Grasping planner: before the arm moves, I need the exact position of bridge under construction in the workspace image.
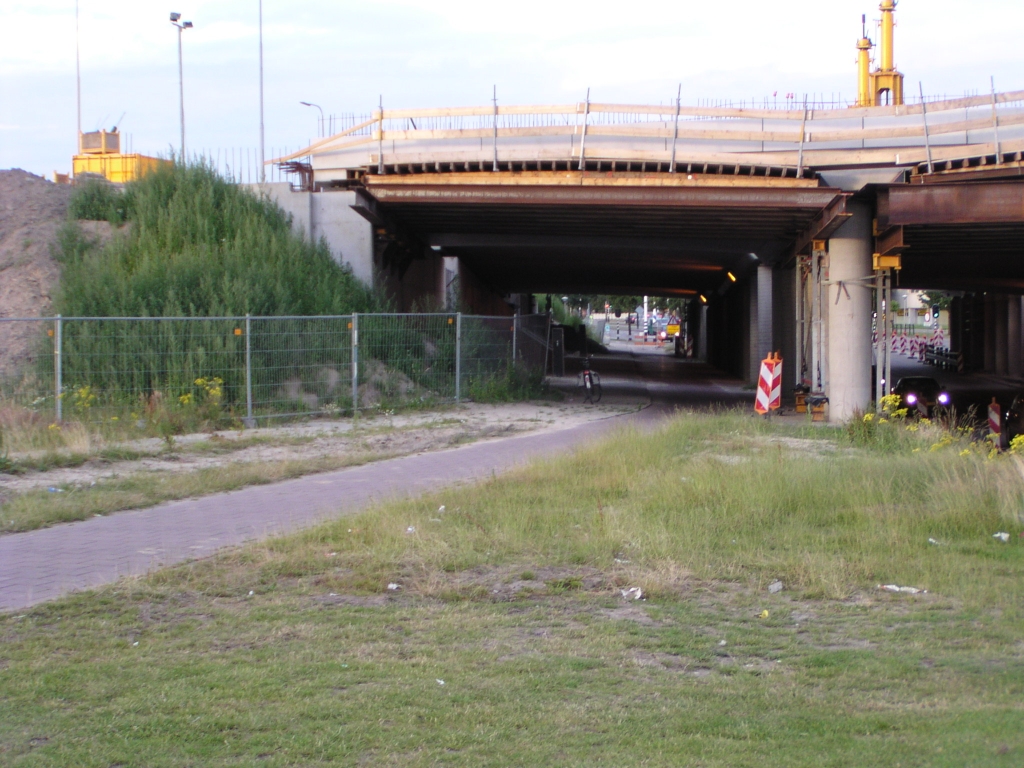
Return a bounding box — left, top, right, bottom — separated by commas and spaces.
260, 1, 1024, 423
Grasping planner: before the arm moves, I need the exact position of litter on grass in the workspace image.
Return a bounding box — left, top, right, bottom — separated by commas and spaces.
928, 538, 946, 546
438, 505, 446, 513
436, 679, 445, 686
879, 584, 927, 594
993, 532, 1010, 543
406, 526, 416, 534
387, 583, 401, 591
768, 580, 784, 594
759, 610, 770, 619
621, 587, 643, 601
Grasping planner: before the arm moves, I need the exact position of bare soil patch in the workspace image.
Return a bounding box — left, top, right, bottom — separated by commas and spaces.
0, 170, 68, 376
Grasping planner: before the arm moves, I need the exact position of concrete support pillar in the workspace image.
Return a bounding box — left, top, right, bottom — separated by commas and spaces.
984, 295, 996, 372
996, 295, 1009, 375
1009, 296, 1022, 379
697, 305, 708, 362
756, 265, 774, 361
746, 281, 758, 384
826, 202, 873, 423
746, 265, 774, 383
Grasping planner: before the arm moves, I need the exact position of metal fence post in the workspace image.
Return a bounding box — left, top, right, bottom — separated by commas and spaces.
455, 312, 462, 403
351, 313, 359, 419
512, 311, 518, 367
245, 313, 253, 425
54, 314, 63, 423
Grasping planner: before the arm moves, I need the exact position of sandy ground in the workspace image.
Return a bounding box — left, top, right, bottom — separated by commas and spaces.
0, 170, 68, 377
0, 398, 646, 496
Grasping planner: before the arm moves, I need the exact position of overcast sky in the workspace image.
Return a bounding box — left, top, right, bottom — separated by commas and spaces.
2, 0, 1023, 178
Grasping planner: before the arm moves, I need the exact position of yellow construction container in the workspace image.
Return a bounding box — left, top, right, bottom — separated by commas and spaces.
72, 129, 170, 184
72, 152, 169, 184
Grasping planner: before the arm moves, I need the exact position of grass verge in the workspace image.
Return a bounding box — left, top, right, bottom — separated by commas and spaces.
1, 411, 1023, 766
0, 453, 397, 534
0, 416, 508, 534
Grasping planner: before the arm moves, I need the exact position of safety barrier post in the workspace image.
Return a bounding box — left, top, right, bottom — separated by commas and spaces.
989, 397, 1001, 441
54, 314, 63, 423
244, 313, 253, 425
351, 313, 359, 419
754, 353, 783, 419
455, 312, 462, 403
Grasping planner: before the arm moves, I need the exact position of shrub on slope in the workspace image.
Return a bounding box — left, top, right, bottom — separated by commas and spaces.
55, 163, 378, 317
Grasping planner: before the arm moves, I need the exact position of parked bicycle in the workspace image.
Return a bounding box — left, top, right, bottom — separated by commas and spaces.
578, 357, 602, 404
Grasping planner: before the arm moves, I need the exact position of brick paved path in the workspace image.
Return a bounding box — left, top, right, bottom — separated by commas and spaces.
0, 407, 662, 612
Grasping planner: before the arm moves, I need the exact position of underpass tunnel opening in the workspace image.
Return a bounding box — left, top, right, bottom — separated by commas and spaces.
354, 170, 1024, 422
353, 177, 842, 395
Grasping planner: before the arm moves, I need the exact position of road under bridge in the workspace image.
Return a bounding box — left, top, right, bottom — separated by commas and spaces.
261, 93, 1024, 422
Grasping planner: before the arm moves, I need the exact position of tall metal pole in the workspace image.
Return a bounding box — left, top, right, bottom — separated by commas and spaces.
875, 270, 885, 410
990, 76, 1002, 162
811, 246, 823, 392
54, 315, 63, 423
919, 82, 934, 174
492, 85, 499, 172
258, 0, 265, 183
245, 314, 253, 424
351, 314, 359, 419
377, 95, 384, 175
177, 24, 185, 160
75, 0, 81, 151
669, 83, 681, 172
796, 96, 808, 179
455, 313, 462, 403
512, 311, 518, 367
577, 88, 590, 171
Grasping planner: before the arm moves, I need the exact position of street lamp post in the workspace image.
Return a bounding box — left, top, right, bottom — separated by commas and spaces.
258, 0, 265, 184
169, 12, 193, 161
300, 101, 324, 137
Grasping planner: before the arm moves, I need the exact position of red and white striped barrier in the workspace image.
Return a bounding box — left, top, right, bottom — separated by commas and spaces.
989, 398, 1001, 439
755, 353, 783, 415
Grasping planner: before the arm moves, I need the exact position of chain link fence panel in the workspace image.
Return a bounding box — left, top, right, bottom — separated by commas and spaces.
0, 314, 550, 426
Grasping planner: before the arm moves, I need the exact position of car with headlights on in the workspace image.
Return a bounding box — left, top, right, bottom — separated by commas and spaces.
893, 376, 951, 417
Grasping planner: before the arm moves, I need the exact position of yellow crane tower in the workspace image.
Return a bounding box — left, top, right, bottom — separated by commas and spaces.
855, 0, 905, 107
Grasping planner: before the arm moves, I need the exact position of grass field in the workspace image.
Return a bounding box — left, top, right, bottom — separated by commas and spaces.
1, 411, 1022, 766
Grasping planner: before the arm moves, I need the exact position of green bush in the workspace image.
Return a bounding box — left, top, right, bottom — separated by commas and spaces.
67, 178, 129, 224
55, 162, 379, 318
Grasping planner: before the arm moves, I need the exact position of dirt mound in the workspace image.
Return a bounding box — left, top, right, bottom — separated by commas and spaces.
0, 169, 69, 378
